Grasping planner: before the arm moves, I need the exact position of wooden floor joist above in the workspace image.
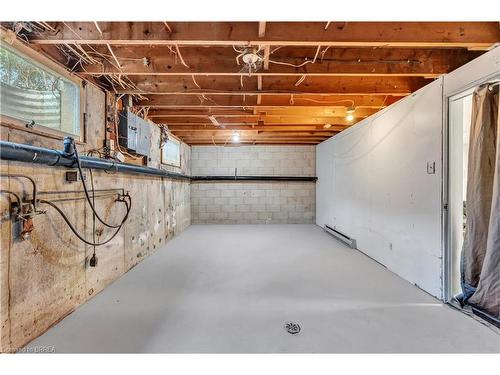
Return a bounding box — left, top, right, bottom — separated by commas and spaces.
1, 22, 498, 144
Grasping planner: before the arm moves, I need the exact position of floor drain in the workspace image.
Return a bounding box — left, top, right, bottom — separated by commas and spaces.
284, 322, 301, 335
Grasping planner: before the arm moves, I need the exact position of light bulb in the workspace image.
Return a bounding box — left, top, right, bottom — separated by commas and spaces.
232, 131, 240, 143
323, 123, 332, 129
345, 106, 355, 122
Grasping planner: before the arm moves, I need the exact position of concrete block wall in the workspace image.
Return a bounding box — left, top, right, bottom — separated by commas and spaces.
191, 146, 316, 224
191, 145, 315, 176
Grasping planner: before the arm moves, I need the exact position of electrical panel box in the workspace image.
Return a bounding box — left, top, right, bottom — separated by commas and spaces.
118, 110, 151, 156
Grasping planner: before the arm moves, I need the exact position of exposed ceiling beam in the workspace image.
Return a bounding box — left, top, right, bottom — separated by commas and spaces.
5, 21, 495, 145
150, 116, 363, 126
136, 94, 399, 108
188, 141, 322, 145
174, 130, 337, 136
115, 90, 409, 96
25, 22, 500, 50
74, 46, 479, 77
145, 107, 378, 118
123, 75, 429, 94
148, 106, 376, 114
172, 129, 338, 138
166, 125, 348, 131
179, 136, 330, 141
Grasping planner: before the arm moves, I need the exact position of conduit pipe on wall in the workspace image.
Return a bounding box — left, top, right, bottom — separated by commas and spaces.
191, 176, 317, 182
0, 139, 318, 183
0, 139, 191, 181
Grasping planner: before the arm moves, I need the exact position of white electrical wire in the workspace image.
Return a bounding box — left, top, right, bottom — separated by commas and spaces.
269, 45, 321, 68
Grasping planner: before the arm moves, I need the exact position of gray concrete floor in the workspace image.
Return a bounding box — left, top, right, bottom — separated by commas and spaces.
29, 225, 499, 353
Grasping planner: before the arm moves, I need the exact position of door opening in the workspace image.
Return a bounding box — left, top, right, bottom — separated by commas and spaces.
447, 89, 474, 300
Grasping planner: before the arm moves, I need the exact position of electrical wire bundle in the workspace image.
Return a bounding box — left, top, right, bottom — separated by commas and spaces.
38, 142, 131, 253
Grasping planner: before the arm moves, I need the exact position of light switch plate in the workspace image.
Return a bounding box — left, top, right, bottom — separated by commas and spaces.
427, 161, 436, 174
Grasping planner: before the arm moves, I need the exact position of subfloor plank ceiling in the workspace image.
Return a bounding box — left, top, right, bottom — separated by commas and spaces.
2, 21, 498, 145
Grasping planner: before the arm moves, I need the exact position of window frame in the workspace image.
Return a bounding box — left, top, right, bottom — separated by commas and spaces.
0, 31, 85, 142
161, 133, 182, 168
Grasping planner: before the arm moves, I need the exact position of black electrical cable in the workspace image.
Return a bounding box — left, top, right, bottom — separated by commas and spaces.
1, 158, 131, 247
0, 190, 22, 211
0, 174, 37, 212
87, 150, 98, 262
39, 197, 131, 247
73, 145, 128, 229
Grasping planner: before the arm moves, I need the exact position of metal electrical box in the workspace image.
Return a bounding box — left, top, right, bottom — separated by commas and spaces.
118, 110, 151, 156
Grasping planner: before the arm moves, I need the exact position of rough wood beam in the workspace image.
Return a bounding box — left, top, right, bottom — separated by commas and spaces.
188, 141, 322, 145
28, 22, 500, 50
142, 105, 383, 114
165, 122, 351, 128
76, 46, 480, 77
116, 90, 408, 96
179, 136, 329, 141
167, 125, 347, 131
151, 116, 363, 126
124, 76, 428, 95
139, 94, 399, 107
147, 107, 377, 117
171, 130, 337, 136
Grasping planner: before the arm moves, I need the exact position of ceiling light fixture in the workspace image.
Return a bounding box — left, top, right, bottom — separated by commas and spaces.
345, 106, 355, 122
231, 131, 240, 143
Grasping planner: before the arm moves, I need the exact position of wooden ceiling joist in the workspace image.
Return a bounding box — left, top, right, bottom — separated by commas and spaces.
2, 21, 497, 145
114, 90, 409, 96
126, 75, 429, 94
166, 125, 348, 132
188, 141, 321, 145
137, 94, 401, 107
27, 22, 500, 50
74, 46, 479, 77
146, 107, 379, 117
150, 117, 365, 126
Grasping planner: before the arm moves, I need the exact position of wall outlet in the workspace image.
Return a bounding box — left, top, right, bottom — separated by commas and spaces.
66, 170, 86, 182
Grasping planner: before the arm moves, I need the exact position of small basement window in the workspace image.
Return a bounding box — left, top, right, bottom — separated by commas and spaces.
161, 135, 181, 167
0, 43, 81, 137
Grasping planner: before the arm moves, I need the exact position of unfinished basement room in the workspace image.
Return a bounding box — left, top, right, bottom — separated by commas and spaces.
0, 6, 500, 365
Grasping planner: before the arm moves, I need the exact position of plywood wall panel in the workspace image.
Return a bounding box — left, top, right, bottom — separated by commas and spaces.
83, 84, 106, 151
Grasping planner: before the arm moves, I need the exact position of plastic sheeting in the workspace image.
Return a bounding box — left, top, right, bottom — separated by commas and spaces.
461, 84, 500, 320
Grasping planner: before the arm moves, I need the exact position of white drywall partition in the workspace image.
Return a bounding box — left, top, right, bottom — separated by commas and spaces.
316, 46, 500, 301
317, 78, 444, 298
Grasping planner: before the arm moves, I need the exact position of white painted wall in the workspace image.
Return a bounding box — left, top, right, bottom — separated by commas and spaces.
316, 46, 500, 300
317, 78, 444, 298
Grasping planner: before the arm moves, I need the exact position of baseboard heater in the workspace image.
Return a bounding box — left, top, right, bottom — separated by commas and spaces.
324, 225, 357, 249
